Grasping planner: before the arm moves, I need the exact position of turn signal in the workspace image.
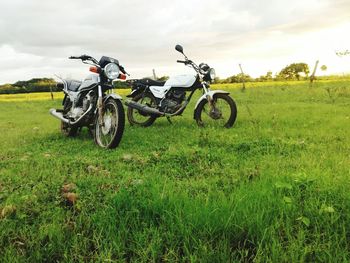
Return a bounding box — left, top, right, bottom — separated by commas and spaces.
118, 74, 127, 80
89, 66, 99, 74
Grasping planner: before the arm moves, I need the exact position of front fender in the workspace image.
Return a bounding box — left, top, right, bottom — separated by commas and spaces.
103, 93, 122, 102
194, 90, 229, 110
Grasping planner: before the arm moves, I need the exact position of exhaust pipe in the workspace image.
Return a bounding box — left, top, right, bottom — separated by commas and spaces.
49, 103, 93, 125
50, 109, 70, 124
125, 100, 164, 116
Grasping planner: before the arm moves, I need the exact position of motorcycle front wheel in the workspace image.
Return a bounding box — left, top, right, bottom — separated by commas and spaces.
194, 93, 237, 128
127, 93, 157, 127
94, 98, 125, 149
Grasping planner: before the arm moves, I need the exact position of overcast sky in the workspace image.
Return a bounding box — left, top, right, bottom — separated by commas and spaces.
0, 0, 349, 84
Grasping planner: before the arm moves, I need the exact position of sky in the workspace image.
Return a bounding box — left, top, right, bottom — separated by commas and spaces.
0, 0, 349, 84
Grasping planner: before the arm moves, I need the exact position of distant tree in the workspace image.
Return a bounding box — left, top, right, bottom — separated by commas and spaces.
236, 73, 252, 83
225, 75, 239, 83
257, 71, 273, 82
265, 71, 273, 80
213, 77, 222, 84
0, 78, 57, 94
321, 65, 327, 71
278, 63, 310, 80
222, 73, 253, 83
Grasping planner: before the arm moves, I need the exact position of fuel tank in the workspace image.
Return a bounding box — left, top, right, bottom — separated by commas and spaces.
165, 74, 196, 88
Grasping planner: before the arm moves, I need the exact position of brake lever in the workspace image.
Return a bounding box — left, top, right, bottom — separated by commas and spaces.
81, 54, 90, 61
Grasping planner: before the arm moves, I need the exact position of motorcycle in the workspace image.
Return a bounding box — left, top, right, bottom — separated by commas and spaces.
125, 45, 237, 128
50, 54, 127, 149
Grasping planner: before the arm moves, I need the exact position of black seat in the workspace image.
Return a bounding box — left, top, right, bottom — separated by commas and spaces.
65, 79, 82, 92
139, 78, 165, 86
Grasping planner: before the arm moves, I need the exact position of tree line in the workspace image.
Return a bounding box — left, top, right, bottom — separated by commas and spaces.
0, 78, 58, 94
0, 62, 330, 94
0, 78, 130, 94
215, 62, 314, 84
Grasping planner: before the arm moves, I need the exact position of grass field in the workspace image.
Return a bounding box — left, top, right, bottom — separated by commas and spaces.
0, 80, 350, 262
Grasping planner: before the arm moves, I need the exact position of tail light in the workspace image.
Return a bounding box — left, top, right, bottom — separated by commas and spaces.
118, 73, 127, 80
89, 66, 100, 74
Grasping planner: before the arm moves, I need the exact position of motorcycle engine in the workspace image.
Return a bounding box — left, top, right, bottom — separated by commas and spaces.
69, 107, 84, 119
68, 93, 91, 119
161, 89, 185, 114
82, 95, 91, 112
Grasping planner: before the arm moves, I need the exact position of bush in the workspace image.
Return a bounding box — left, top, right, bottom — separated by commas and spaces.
0, 78, 57, 94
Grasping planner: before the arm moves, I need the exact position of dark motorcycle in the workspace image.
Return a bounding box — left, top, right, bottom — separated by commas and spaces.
125, 45, 237, 128
50, 54, 127, 149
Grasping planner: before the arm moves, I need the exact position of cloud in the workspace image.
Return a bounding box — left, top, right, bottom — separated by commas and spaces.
0, 0, 349, 83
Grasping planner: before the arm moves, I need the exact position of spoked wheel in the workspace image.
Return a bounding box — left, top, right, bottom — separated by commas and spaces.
195, 93, 237, 128
127, 93, 157, 127
94, 98, 125, 149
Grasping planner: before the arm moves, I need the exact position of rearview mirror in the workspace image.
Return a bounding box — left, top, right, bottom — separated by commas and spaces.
175, 44, 184, 54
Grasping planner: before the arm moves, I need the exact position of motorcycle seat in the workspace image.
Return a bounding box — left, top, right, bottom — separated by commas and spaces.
138, 78, 165, 87
65, 79, 82, 92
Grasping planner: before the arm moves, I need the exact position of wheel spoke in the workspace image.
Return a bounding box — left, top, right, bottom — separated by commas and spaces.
129, 95, 155, 125
96, 101, 119, 147
199, 96, 234, 127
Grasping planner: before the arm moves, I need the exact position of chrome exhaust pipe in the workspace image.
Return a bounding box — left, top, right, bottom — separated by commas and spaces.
49, 103, 93, 125
50, 109, 69, 124
125, 100, 164, 116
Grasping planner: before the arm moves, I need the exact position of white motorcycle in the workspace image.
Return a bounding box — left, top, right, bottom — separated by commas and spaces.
125, 45, 237, 128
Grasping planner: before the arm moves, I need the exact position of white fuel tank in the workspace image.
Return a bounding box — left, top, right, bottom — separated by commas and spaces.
165, 74, 196, 88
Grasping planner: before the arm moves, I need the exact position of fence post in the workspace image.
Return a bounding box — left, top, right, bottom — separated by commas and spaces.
50, 85, 54, 100
239, 64, 246, 92
309, 60, 319, 87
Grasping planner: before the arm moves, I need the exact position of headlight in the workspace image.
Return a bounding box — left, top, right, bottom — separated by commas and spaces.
209, 68, 216, 80
104, 63, 120, 80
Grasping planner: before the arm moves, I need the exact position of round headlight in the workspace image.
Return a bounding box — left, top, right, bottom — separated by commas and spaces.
104, 63, 120, 80
209, 68, 216, 80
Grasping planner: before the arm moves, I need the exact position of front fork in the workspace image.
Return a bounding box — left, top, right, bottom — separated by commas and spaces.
202, 82, 214, 108
97, 85, 104, 126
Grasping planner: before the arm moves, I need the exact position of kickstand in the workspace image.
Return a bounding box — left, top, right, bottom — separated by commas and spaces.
166, 116, 173, 124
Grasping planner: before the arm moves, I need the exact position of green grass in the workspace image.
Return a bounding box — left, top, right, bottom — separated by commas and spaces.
0, 80, 350, 262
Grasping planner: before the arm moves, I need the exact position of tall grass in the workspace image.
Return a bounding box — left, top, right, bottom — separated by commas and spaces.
0, 80, 350, 262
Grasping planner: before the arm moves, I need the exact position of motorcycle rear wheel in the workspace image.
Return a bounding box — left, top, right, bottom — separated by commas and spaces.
127, 93, 157, 127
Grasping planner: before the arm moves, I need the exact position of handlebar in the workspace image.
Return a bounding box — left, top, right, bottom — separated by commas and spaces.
69, 55, 99, 65
69, 54, 94, 61
177, 57, 204, 75
119, 65, 126, 74
69, 55, 129, 76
